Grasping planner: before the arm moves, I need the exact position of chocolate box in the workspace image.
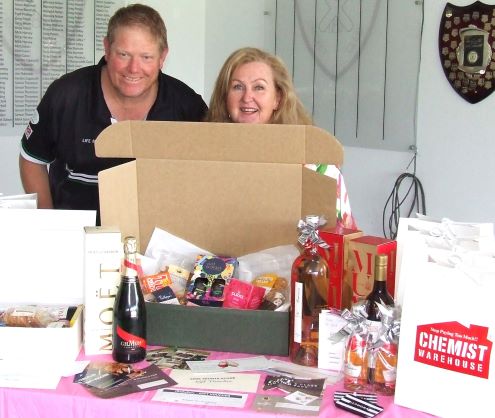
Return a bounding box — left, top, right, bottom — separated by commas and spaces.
95, 121, 343, 355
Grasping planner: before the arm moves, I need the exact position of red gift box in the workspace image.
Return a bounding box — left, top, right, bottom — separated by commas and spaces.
319, 226, 363, 309
344, 236, 397, 307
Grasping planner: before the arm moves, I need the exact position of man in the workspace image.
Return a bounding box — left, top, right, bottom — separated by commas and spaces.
19, 4, 207, 213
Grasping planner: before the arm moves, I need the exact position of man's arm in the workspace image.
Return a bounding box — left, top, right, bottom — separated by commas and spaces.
19, 155, 54, 209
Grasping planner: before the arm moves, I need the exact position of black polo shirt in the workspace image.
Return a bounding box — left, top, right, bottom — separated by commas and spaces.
20, 57, 207, 212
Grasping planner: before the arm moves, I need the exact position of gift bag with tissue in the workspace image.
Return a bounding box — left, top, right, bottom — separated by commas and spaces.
394, 216, 495, 418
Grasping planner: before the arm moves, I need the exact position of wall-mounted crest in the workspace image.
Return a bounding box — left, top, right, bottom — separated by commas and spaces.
439, 1, 495, 103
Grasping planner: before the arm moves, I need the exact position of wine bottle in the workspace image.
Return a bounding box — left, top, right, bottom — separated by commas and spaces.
365, 254, 394, 384
289, 215, 330, 367
365, 254, 394, 339
112, 236, 147, 363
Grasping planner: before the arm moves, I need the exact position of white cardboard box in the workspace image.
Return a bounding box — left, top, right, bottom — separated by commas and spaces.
83, 226, 122, 355
0, 209, 96, 361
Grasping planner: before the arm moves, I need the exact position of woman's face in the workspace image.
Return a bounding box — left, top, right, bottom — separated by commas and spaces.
226, 61, 281, 124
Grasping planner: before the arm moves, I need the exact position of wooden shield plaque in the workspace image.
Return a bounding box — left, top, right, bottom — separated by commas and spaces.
439, 1, 495, 103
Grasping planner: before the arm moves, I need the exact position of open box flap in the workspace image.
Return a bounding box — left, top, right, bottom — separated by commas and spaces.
94, 121, 343, 165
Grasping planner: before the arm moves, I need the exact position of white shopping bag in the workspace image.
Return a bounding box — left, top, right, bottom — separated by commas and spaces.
395, 216, 495, 306
395, 251, 495, 418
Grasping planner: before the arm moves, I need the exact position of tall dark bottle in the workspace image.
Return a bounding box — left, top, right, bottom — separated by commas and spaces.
112, 236, 147, 363
365, 254, 394, 337
365, 254, 394, 384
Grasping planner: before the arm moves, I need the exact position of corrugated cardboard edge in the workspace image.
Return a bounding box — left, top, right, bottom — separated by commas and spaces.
95, 121, 343, 165
98, 161, 142, 248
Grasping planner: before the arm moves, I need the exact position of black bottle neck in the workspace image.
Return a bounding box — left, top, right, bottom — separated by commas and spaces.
372, 280, 388, 292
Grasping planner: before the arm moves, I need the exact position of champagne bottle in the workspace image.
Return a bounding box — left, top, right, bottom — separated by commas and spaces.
365, 254, 394, 384
112, 236, 147, 363
290, 215, 330, 367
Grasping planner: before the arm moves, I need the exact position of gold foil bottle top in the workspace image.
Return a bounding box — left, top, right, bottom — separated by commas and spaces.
124, 236, 137, 255
374, 254, 388, 282
123, 236, 138, 280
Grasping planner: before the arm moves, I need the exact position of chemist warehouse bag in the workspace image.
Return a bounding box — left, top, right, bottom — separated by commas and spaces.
394, 248, 495, 418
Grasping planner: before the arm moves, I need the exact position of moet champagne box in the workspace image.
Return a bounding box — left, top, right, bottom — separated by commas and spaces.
344, 236, 397, 307
83, 226, 122, 355
319, 226, 363, 309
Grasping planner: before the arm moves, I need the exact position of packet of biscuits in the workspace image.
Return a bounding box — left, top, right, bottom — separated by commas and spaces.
252, 274, 290, 312
2, 305, 62, 328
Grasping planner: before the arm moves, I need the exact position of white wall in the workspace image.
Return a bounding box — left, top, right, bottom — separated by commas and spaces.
415, 1, 495, 224
204, 0, 269, 104
346, 1, 495, 235
0, 137, 22, 195
152, 0, 205, 96
343, 147, 412, 237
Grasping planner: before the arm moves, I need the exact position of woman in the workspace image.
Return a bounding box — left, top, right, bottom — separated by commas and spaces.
206, 47, 356, 229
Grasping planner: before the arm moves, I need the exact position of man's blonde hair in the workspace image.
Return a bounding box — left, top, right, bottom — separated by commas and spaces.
107, 3, 168, 53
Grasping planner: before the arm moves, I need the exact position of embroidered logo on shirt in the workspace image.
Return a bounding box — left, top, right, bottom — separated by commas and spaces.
24, 125, 33, 140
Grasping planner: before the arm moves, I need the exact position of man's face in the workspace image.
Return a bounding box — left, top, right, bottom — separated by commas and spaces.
104, 25, 167, 100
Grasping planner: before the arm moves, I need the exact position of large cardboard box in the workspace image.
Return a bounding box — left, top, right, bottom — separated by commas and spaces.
95, 121, 343, 355
0, 209, 95, 361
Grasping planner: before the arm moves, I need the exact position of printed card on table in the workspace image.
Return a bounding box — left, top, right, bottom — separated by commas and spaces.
153, 388, 248, 408
169, 369, 260, 393
186, 356, 272, 373
252, 394, 321, 416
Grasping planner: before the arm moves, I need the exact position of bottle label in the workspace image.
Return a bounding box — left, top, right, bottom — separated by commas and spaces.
383, 367, 397, 383
9, 307, 36, 317
344, 362, 362, 378
116, 326, 146, 349
365, 319, 382, 343
124, 258, 140, 278
293, 282, 303, 343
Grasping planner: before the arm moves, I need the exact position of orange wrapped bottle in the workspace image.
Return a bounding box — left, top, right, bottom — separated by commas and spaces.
373, 341, 398, 395
289, 215, 330, 367
343, 331, 370, 390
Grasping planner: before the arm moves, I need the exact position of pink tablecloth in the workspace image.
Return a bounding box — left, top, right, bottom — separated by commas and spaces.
0, 350, 436, 418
